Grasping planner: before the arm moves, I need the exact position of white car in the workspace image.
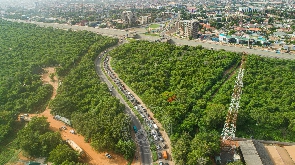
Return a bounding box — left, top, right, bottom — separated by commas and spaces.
159, 136, 164, 142
153, 135, 158, 141
156, 145, 161, 150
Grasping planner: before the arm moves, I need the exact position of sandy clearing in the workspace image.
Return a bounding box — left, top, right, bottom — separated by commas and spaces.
20, 67, 128, 165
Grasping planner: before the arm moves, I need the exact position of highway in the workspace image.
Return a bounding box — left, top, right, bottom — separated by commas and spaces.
94, 48, 152, 165
6, 19, 295, 60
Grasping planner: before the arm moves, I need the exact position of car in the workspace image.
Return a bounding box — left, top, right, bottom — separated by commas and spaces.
153, 135, 158, 141
140, 113, 145, 118
105, 153, 111, 158
160, 142, 166, 149
70, 129, 75, 134
133, 126, 138, 133
156, 145, 161, 150
159, 161, 164, 165
158, 153, 162, 159
164, 163, 169, 165
151, 129, 157, 135
159, 136, 164, 142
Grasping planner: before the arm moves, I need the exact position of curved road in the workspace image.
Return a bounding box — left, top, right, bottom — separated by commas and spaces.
94, 48, 152, 165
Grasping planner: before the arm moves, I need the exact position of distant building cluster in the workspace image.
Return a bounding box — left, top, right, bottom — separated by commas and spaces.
238, 6, 264, 13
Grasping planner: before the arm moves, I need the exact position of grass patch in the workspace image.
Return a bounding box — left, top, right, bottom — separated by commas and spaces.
149, 24, 160, 28
144, 32, 160, 37
152, 151, 158, 162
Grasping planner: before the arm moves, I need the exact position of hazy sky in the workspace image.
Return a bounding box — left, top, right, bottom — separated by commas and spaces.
0, 0, 36, 8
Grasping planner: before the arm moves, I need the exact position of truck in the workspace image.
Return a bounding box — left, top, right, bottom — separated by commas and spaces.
66, 139, 86, 158
162, 150, 168, 160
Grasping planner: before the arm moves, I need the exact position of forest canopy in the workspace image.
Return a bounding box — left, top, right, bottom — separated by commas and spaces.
0, 19, 134, 163
110, 40, 295, 164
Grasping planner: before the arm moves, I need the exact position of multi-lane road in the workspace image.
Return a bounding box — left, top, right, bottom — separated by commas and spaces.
94, 49, 152, 165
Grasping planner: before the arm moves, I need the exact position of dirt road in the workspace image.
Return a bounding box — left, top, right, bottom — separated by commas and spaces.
31, 67, 128, 165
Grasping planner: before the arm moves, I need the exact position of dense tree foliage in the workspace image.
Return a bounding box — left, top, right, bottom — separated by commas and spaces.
49, 144, 78, 165
16, 117, 63, 157
49, 31, 136, 157
0, 19, 102, 145
1, 19, 135, 162
110, 41, 240, 134
110, 40, 295, 163
237, 55, 295, 141
110, 41, 240, 163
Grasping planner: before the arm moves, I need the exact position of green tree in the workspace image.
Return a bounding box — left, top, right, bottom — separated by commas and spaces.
187, 130, 220, 165
39, 132, 63, 156
26, 116, 49, 134
49, 144, 78, 165
17, 117, 62, 157
115, 140, 136, 160
172, 133, 191, 165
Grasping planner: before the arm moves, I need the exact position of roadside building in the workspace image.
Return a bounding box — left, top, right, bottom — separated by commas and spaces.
121, 11, 137, 26
175, 20, 199, 38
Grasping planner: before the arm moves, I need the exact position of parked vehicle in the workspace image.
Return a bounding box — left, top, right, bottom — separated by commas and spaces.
160, 142, 166, 149
66, 139, 85, 158
159, 136, 164, 142
153, 134, 158, 141
156, 145, 161, 150
105, 153, 112, 159
157, 152, 162, 159
151, 129, 157, 135
162, 151, 168, 160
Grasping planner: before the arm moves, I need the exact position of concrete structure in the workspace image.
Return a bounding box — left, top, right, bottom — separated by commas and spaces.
176, 20, 199, 38
121, 11, 137, 26
139, 16, 151, 25
239, 140, 264, 165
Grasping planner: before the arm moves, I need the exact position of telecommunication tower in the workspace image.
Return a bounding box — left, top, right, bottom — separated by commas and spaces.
221, 55, 246, 141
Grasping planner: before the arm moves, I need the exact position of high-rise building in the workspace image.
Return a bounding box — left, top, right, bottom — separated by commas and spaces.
176, 20, 199, 38
121, 11, 137, 26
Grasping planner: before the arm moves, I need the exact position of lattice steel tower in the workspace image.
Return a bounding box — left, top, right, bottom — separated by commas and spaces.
221, 57, 245, 141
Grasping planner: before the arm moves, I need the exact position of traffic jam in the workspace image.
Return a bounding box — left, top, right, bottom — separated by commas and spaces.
103, 54, 169, 163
